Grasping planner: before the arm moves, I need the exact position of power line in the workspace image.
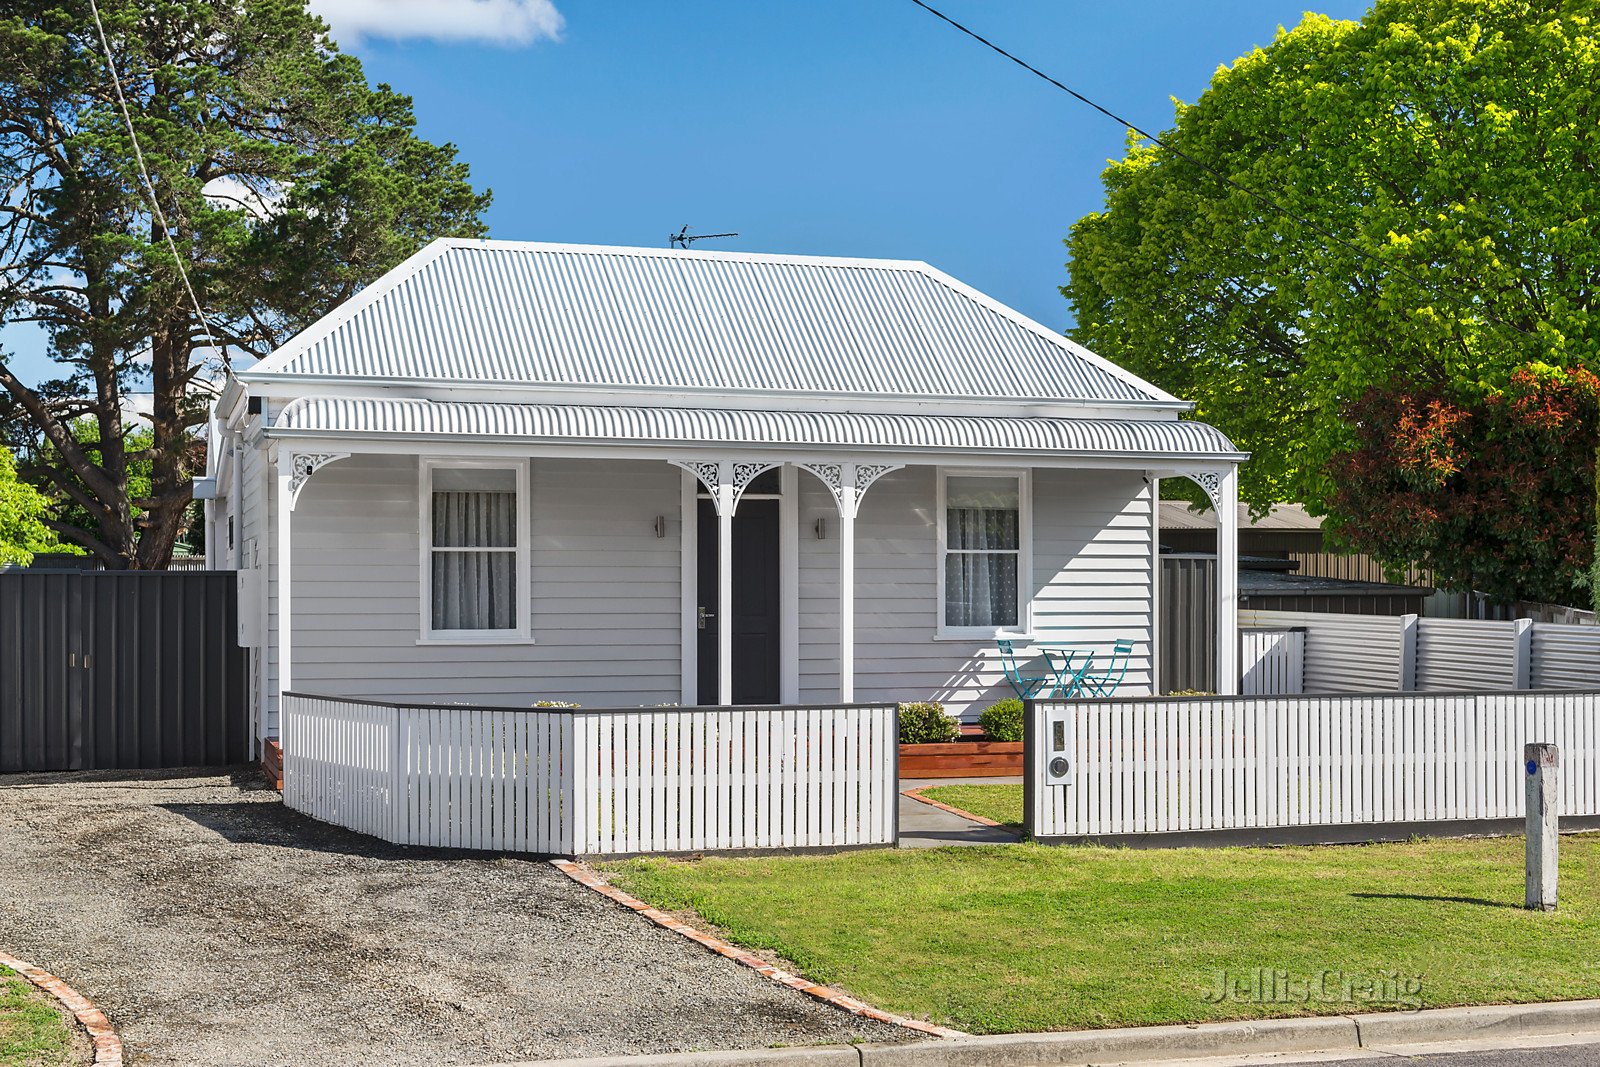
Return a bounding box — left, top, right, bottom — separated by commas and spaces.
86, 0, 230, 371
905, 0, 1538, 341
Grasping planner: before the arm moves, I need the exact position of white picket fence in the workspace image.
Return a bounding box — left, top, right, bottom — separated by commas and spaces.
1240, 628, 1304, 695
1237, 609, 1600, 695
281, 694, 899, 856
1028, 690, 1600, 840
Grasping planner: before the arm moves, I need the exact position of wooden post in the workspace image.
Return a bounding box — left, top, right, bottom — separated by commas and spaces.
838, 497, 856, 704
1525, 742, 1559, 912
1214, 467, 1240, 695
717, 475, 734, 707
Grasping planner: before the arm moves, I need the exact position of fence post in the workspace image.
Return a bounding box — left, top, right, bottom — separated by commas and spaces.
1398, 614, 1419, 691
1022, 699, 1036, 841
1525, 742, 1559, 912
1512, 618, 1533, 690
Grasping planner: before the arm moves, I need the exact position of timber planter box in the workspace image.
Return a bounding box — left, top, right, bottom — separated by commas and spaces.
898, 739, 1023, 778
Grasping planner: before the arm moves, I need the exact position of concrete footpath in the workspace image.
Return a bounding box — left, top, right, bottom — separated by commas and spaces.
495, 999, 1600, 1067
897, 777, 1021, 849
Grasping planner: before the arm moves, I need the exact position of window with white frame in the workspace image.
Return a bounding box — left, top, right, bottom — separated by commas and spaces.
423, 463, 526, 638
941, 472, 1026, 632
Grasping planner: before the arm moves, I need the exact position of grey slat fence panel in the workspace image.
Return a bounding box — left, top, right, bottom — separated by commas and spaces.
1531, 623, 1600, 690
1414, 618, 1520, 692
0, 571, 248, 772
1160, 556, 1215, 694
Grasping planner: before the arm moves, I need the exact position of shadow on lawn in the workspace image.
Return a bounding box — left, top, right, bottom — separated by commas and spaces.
1348, 891, 1520, 910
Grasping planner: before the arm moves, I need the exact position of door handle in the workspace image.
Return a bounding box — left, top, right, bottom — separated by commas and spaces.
698, 606, 714, 630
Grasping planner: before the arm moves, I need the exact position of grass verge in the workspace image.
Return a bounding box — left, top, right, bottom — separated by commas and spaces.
606, 835, 1600, 1034
0, 966, 77, 1067
916, 783, 1024, 831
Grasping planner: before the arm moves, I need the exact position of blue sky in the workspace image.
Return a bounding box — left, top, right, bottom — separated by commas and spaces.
4, 0, 1369, 384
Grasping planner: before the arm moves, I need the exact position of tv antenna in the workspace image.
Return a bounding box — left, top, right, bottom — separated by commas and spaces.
669, 225, 738, 249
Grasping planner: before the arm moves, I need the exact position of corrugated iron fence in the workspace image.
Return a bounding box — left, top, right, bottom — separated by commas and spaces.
1239, 609, 1600, 695
0, 571, 249, 772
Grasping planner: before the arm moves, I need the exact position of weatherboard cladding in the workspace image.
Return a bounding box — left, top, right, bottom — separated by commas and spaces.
262, 242, 1158, 402
272, 396, 1240, 457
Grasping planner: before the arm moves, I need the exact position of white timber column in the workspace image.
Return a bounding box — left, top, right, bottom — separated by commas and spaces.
717, 464, 735, 707
1214, 466, 1240, 695
278, 451, 349, 710
799, 462, 902, 704
838, 481, 857, 703
275, 461, 294, 698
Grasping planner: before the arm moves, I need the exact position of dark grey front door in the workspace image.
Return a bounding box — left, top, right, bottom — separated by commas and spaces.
696, 497, 782, 705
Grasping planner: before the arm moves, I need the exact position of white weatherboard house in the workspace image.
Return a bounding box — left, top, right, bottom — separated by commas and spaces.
203, 239, 1244, 748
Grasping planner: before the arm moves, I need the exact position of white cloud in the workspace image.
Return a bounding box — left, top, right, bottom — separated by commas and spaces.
203, 176, 287, 220
309, 0, 564, 47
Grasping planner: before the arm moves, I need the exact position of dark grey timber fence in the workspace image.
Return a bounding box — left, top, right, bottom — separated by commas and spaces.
0, 570, 248, 772
1161, 556, 1216, 694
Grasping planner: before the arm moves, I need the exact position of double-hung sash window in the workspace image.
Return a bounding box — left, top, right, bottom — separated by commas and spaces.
941, 472, 1027, 633
423, 463, 527, 639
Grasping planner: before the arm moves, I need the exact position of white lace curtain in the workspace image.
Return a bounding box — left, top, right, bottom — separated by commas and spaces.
944, 476, 1019, 628
431, 483, 517, 631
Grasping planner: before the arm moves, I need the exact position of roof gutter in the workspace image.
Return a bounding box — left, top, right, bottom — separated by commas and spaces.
233, 372, 1196, 415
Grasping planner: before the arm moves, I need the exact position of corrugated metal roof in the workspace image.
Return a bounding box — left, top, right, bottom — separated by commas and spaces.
1160, 501, 1323, 531
271, 396, 1242, 458
246, 240, 1177, 405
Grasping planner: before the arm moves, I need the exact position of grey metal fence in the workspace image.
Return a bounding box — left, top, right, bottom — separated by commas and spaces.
0, 571, 248, 772
1160, 556, 1216, 693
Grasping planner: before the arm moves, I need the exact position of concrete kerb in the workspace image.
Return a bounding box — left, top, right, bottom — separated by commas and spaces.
501, 999, 1600, 1067
1349, 998, 1600, 1047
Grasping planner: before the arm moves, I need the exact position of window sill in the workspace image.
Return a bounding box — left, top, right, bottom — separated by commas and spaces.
932, 631, 1034, 643
416, 637, 537, 647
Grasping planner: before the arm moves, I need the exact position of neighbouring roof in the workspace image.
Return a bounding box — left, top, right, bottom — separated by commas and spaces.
243, 240, 1181, 407
270, 397, 1242, 459
1238, 568, 1433, 598
1160, 501, 1323, 531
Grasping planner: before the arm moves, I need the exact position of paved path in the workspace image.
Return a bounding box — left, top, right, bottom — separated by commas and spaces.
0, 770, 904, 1066
897, 777, 1022, 848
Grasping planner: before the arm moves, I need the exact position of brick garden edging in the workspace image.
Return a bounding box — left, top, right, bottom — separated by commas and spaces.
0, 949, 124, 1066
550, 859, 966, 1039
901, 787, 1005, 827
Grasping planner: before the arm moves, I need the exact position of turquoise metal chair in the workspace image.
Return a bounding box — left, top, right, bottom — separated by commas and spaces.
996, 639, 1053, 699
1077, 639, 1134, 698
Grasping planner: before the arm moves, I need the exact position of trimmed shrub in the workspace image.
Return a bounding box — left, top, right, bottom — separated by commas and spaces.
898, 701, 958, 744
533, 700, 581, 708
1162, 689, 1213, 698
978, 698, 1025, 742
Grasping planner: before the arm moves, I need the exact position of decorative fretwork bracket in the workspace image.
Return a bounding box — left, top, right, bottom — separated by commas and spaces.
1185, 470, 1224, 512
798, 461, 904, 519
672, 460, 787, 515
285, 452, 349, 510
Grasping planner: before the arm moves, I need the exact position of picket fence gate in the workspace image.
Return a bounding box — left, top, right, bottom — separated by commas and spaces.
1026, 690, 1600, 842
281, 694, 899, 856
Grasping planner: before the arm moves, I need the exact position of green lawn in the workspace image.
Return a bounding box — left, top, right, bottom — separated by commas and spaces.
606, 835, 1600, 1034
917, 783, 1024, 831
0, 967, 76, 1067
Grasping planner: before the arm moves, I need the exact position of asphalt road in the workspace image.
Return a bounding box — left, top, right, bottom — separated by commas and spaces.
1248, 1038, 1600, 1067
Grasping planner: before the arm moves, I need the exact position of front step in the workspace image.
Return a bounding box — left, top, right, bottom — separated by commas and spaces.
261, 739, 283, 792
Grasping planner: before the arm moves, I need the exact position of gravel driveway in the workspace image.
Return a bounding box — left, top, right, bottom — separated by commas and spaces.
0, 770, 904, 1066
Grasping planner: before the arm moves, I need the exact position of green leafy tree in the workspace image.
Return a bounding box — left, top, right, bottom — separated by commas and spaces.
1065, 1, 1598, 515
0, 1, 490, 568
1329, 363, 1600, 605
48, 419, 201, 555
0, 445, 57, 565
